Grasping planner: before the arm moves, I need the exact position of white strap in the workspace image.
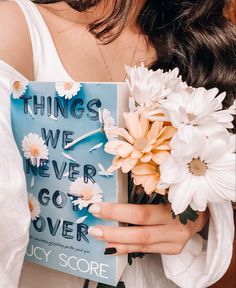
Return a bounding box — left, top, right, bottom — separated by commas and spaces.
13, 0, 46, 78
13, 0, 71, 81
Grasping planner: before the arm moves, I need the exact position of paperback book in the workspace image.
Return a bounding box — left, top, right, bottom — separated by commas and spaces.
11, 81, 129, 286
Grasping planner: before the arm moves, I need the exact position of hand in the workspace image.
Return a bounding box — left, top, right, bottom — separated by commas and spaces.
88, 203, 209, 255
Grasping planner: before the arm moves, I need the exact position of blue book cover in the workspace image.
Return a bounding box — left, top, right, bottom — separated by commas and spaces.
10, 81, 129, 286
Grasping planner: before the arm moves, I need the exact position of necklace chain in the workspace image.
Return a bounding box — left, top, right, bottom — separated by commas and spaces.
96, 33, 141, 82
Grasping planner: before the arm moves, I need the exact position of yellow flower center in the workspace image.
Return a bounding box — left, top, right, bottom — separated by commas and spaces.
30, 145, 41, 157
28, 200, 33, 212
80, 190, 93, 201
13, 81, 21, 90
187, 113, 197, 122
133, 137, 149, 151
189, 158, 207, 176
64, 82, 73, 90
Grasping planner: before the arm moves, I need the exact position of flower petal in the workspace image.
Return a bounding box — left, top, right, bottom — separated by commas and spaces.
143, 175, 160, 195
107, 157, 123, 172
209, 153, 235, 171
116, 144, 134, 158
131, 150, 143, 159
168, 174, 195, 214
156, 141, 171, 150
123, 111, 149, 139
121, 157, 138, 173
155, 187, 166, 195
140, 152, 153, 163
147, 121, 163, 141
155, 126, 176, 147
206, 169, 236, 202
228, 134, 236, 153
105, 140, 133, 157
201, 134, 228, 163
192, 176, 209, 211
160, 156, 188, 184
132, 163, 158, 175
152, 151, 170, 165
107, 128, 134, 144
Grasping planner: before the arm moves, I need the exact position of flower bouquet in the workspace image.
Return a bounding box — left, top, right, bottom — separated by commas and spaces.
104, 64, 236, 224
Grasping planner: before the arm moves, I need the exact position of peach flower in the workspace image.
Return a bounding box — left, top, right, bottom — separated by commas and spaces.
105, 111, 176, 174
132, 162, 166, 195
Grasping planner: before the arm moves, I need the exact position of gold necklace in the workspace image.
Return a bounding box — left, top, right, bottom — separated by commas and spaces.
96, 33, 141, 82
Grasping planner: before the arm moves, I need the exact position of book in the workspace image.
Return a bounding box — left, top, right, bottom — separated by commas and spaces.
11, 81, 129, 286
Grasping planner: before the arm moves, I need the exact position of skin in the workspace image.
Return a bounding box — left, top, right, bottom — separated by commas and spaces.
88, 203, 208, 255
0, 0, 208, 256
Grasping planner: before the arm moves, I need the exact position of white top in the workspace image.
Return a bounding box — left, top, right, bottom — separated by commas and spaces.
0, 0, 234, 288
13, 0, 73, 82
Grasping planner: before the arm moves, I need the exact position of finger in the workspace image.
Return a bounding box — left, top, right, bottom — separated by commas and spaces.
88, 224, 188, 245
104, 243, 184, 256
88, 202, 173, 225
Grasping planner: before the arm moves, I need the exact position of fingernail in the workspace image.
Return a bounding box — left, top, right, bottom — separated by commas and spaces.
104, 248, 117, 255
88, 204, 101, 215
88, 226, 104, 237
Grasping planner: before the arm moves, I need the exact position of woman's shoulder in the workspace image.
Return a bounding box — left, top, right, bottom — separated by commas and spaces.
0, 1, 33, 79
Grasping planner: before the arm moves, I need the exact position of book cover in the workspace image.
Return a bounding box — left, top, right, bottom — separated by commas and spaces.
10, 81, 129, 286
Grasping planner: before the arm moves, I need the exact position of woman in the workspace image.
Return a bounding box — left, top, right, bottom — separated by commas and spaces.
0, 0, 235, 287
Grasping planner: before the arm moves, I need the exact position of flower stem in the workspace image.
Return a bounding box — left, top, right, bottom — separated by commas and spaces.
147, 193, 158, 204
64, 128, 102, 149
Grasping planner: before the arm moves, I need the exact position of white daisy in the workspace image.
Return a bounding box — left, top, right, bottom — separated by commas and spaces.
55, 82, 81, 100
12, 81, 28, 99
22, 133, 49, 167
28, 193, 41, 220
159, 87, 234, 136
125, 63, 187, 108
69, 177, 103, 210
99, 108, 116, 140
160, 130, 236, 215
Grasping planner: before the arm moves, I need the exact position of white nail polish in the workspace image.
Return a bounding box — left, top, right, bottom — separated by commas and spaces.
88, 204, 101, 215
88, 227, 104, 237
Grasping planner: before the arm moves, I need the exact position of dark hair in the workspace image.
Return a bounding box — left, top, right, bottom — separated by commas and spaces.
34, 0, 235, 120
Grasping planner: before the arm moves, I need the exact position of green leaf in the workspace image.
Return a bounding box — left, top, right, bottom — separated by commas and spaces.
172, 206, 199, 225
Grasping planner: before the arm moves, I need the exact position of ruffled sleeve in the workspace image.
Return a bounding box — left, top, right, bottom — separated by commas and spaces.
161, 201, 234, 288
0, 60, 31, 288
